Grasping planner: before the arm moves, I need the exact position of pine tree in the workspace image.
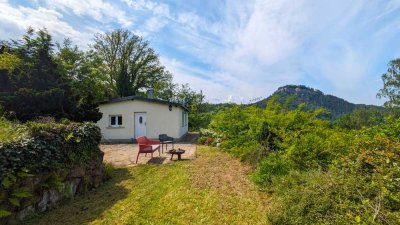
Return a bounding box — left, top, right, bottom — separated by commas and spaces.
1, 29, 101, 122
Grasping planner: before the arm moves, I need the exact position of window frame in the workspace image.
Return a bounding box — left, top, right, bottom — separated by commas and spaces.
109, 115, 123, 128
182, 111, 188, 127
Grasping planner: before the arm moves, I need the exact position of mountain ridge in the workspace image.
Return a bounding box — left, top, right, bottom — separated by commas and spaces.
254, 85, 383, 119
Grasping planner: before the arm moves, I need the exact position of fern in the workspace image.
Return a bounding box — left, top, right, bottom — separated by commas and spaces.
8, 198, 19, 207
12, 188, 32, 198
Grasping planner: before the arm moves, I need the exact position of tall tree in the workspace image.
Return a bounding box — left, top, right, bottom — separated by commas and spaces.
0, 28, 101, 122
55, 40, 104, 122
378, 58, 400, 108
2, 28, 72, 121
56, 39, 108, 101
92, 30, 169, 97
173, 84, 204, 112
152, 71, 175, 101
0, 45, 20, 94
116, 63, 133, 97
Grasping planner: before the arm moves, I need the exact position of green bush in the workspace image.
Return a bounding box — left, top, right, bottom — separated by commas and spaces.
262, 120, 400, 224
0, 117, 27, 142
207, 101, 400, 224
267, 170, 360, 224
189, 112, 213, 131
285, 128, 351, 170
0, 122, 102, 182
104, 163, 114, 179
251, 153, 292, 186
268, 154, 399, 224
334, 107, 386, 130
197, 136, 208, 145
209, 105, 263, 157
0, 121, 102, 219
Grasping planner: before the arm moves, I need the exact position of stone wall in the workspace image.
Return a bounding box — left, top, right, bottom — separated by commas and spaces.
2, 154, 106, 224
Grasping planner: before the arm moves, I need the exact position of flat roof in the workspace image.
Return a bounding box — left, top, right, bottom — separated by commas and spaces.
99, 95, 189, 111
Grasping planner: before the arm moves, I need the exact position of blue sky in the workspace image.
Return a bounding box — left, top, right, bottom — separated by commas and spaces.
1, 0, 400, 105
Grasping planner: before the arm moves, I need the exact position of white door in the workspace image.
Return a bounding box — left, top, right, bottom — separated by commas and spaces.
134, 113, 147, 138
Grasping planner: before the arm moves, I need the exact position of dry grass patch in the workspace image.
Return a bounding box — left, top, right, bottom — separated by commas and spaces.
189, 146, 271, 223
190, 146, 253, 192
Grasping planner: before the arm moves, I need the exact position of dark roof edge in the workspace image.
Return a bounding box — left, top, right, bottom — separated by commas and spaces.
98, 96, 189, 111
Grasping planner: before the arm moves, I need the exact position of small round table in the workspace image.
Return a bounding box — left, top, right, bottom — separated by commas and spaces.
168, 149, 185, 160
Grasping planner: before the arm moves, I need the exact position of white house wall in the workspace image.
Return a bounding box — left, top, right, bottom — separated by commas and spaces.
97, 99, 188, 141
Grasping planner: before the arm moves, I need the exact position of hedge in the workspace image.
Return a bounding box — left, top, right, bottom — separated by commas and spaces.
0, 122, 102, 182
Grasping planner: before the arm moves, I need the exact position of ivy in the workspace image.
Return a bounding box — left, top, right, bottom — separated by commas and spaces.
0, 122, 102, 219
0, 122, 101, 182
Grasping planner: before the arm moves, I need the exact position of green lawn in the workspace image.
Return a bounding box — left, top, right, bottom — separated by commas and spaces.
24, 146, 270, 225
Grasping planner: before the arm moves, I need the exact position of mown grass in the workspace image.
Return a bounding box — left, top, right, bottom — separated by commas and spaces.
24, 146, 270, 225
0, 117, 26, 142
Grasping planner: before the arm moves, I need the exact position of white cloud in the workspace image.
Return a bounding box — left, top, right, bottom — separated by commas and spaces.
160, 57, 230, 102
46, 0, 133, 27
0, 1, 92, 47
156, 0, 307, 102
228, 0, 305, 65
145, 17, 168, 32
123, 0, 171, 18
156, 0, 394, 104
123, 0, 173, 35
160, 57, 250, 103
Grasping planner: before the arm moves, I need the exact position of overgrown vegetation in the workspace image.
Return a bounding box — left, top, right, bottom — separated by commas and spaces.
0, 118, 27, 142
0, 122, 102, 181
0, 121, 102, 219
0, 29, 102, 122
333, 107, 387, 129
24, 146, 269, 225
203, 100, 400, 224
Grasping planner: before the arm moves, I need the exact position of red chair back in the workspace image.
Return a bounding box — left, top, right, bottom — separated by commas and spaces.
136, 136, 149, 145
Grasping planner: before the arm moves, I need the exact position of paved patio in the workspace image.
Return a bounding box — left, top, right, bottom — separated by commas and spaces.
101, 143, 197, 167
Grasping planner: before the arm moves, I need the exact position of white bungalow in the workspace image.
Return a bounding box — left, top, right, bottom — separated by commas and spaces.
96, 95, 188, 142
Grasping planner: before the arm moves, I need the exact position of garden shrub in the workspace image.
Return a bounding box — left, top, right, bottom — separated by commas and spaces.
0, 121, 102, 182
264, 120, 399, 224
0, 121, 102, 219
0, 117, 27, 142
206, 101, 400, 224
285, 128, 351, 170
267, 170, 363, 224
209, 105, 263, 158
268, 137, 400, 224
251, 153, 292, 186
189, 112, 213, 131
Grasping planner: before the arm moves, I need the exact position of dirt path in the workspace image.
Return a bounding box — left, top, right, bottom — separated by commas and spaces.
24, 146, 270, 225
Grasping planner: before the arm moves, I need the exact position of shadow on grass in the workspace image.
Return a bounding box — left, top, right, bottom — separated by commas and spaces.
147, 156, 167, 164
23, 168, 133, 225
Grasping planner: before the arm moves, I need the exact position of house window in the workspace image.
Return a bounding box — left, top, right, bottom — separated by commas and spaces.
110, 115, 122, 127
182, 111, 188, 127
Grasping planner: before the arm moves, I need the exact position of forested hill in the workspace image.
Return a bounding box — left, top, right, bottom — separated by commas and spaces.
254, 85, 384, 119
